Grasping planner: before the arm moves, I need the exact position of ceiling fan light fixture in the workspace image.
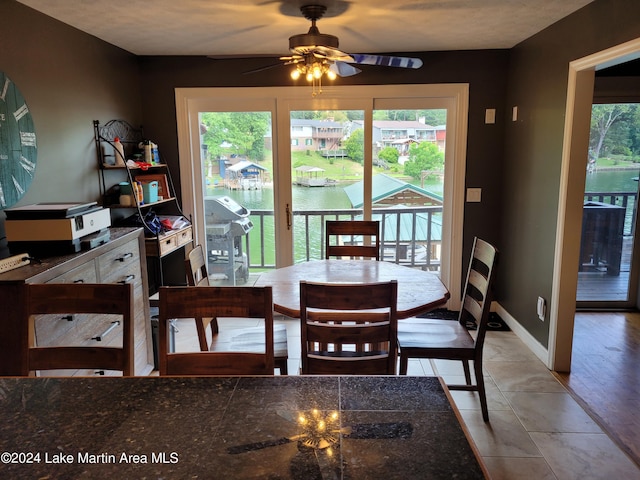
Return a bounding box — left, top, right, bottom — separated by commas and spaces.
291, 57, 335, 96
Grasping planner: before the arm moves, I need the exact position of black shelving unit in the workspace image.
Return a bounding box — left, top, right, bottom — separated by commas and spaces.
94, 119, 193, 294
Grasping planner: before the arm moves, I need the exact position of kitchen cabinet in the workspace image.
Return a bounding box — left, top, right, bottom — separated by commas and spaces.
0, 227, 154, 376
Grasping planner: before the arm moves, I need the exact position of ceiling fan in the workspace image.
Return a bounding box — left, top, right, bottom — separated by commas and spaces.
267, 4, 423, 95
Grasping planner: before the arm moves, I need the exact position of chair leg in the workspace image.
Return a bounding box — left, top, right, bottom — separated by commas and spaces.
462, 360, 472, 385
276, 358, 288, 375
399, 353, 409, 375
474, 359, 489, 422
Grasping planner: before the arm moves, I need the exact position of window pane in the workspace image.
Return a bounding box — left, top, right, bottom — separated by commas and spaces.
290, 110, 364, 262
199, 111, 274, 284
371, 109, 446, 271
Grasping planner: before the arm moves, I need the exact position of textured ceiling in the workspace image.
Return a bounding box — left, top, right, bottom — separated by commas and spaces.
16, 0, 594, 56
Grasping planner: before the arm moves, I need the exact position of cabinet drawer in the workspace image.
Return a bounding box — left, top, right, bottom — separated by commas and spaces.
176, 226, 193, 247
98, 240, 141, 285
145, 226, 191, 257
157, 234, 178, 256
46, 261, 97, 284
35, 311, 124, 378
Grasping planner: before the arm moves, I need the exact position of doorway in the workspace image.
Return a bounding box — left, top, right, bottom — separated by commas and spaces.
576, 102, 640, 307
553, 38, 640, 372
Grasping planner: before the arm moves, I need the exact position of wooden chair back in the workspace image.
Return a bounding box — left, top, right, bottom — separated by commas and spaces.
185, 244, 210, 287
184, 244, 218, 347
300, 280, 398, 375
325, 220, 380, 260
458, 237, 499, 346
158, 286, 275, 375
24, 283, 134, 376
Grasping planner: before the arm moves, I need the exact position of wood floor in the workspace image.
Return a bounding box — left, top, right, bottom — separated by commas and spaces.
554, 311, 640, 466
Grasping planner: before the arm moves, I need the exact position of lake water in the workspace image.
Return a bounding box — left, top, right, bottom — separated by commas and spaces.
584, 168, 640, 193
219, 176, 444, 211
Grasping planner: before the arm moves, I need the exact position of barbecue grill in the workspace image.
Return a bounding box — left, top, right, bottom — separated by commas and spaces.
204, 196, 253, 284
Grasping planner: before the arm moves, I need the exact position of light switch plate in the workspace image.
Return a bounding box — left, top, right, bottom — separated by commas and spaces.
485, 109, 496, 124
466, 188, 482, 202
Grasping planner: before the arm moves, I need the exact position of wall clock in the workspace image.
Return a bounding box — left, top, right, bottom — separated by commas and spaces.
0, 71, 37, 210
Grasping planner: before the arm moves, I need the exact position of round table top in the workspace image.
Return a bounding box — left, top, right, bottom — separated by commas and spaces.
255, 259, 450, 319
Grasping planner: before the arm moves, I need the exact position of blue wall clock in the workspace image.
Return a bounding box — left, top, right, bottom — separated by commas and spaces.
0, 71, 37, 210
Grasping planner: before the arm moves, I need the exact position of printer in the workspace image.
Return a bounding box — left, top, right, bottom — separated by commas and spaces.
4, 202, 111, 256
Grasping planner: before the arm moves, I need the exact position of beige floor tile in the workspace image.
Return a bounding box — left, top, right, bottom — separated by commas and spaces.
481, 456, 556, 480
459, 409, 542, 458
485, 361, 567, 393
444, 374, 512, 412
484, 332, 541, 362
505, 392, 603, 433
530, 432, 640, 479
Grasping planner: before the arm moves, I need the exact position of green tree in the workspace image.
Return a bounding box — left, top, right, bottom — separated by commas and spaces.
378, 146, 399, 164
200, 112, 270, 161
403, 141, 444, 179
344, 128, 364, 164
590, 104, 635, 161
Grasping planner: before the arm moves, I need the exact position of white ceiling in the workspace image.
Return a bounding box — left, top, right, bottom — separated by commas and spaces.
16, 0, 594, 57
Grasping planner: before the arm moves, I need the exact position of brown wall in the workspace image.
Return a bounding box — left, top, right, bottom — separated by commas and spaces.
0, 1, 142, 257
500, 0, 640, 346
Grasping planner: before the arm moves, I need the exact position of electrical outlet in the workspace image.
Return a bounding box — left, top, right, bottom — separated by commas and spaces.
536, 296, 546, 321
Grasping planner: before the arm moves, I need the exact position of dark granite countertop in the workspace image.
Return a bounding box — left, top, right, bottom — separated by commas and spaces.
0, 376, 486, 479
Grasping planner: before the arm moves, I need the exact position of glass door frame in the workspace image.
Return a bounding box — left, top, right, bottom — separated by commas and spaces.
175, 84, 469, 310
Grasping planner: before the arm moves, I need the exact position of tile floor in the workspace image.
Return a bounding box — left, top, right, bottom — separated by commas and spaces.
172, 314, 640, 479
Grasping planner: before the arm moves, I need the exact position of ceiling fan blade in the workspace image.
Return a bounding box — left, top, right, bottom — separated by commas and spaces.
242, 63, 284, 75
331, 62, 361, 77
312, 45, 354, 63
350, 54, 423, 69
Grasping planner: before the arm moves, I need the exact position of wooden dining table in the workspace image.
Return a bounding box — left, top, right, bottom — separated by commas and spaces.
255, 259, 450, 318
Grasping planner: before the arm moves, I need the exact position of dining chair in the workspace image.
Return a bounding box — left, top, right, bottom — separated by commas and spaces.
158, 285, 276, 375
185, 244, 218, 340
300, 280, 398, 375
184, 245, 289, 374
23, 282, 134, 376
397, 237, 498, 421
325, 220, 380, 260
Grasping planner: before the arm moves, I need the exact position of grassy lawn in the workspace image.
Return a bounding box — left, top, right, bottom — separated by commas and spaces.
289, 150, 407, 181
207, 149, 414, 184
596, 156, 640, 168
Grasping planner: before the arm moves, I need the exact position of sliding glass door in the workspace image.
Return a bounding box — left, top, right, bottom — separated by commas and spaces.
176, 84, 468, 309
577, 102, 640, 307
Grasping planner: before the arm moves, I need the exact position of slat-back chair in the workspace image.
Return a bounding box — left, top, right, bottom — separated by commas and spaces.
24, 283, 134, 376
300, 280, 398, 375
158, 285, 275, 376
184, 245, 288, 374
398, 237, 498, 421
185, 244, 218, 341
325, 220, 380, 260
